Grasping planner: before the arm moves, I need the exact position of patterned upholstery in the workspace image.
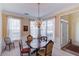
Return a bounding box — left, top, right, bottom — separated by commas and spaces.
37, 40, 54, 56
40, 36, 47, 42
19, 40, 30, 56
4, 37, 15, 50
21, 48, 30, 53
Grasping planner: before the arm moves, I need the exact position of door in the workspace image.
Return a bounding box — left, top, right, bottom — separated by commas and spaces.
61, 19, 68, 48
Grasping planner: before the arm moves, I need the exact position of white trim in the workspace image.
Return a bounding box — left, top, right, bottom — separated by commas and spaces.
61, 19, 68, 23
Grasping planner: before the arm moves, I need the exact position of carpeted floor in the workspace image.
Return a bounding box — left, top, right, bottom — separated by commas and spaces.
62, 44, 79, 56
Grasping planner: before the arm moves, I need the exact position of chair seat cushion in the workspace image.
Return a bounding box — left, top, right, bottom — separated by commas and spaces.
38, 49, 46, 56
38, 49, 52, 56
21, 48, 30, 53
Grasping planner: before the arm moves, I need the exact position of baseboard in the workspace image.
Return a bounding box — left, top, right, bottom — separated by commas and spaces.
72, 42, 79, 46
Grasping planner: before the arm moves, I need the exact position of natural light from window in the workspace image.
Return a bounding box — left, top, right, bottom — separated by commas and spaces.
7, 17, 21, 41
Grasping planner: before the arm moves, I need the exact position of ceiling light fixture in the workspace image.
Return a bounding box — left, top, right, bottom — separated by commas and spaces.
36, 3, 42, 28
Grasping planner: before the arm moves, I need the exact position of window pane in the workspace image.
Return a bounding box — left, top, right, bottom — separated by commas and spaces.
30, 18, 55, 41
47, 19, 55, 41
41, 18, 55, 41
30, 21, 38, 38
7, 17, 21, 41
41, 21, 46, 36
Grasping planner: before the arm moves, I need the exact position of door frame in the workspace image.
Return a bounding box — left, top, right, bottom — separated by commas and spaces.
60, 19, 69, 48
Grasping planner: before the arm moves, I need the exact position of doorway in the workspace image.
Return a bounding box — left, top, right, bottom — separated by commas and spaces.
61, 19, 69, 48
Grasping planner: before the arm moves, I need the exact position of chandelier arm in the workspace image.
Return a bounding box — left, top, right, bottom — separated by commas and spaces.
36, 3, 42, 28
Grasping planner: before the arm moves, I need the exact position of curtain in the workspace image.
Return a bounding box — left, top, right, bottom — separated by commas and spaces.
7, 17, 21, 41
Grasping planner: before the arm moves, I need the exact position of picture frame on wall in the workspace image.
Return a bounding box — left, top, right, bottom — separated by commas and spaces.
23, 26, 28, 31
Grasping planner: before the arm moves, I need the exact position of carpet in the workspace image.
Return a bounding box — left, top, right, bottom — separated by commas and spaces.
62, 44, 79, 56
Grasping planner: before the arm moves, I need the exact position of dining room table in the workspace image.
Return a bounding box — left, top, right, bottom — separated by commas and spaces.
29, 38, 50, 55
21, 36, 50, 55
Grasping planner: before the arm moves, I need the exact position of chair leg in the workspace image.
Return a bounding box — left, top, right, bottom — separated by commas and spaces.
5, 46, 7, 50
36, 53, 40, 56
9, 44, 10, 50
13, 43, 15, 48
20, 53, 23, 56
6, 45, 9, 50
50, 53, 52, 56
21, 54, 23, 56
28, 52, 30, 56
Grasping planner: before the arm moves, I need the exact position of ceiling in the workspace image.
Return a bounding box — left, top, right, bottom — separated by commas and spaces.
0, 3, 79, 18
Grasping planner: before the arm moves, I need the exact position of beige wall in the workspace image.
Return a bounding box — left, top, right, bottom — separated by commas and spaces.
61, 13, 79, 45
55, 16, 61, 49
2, 13, 7, 38
68, 14, 76, 43
69, 13, 79, 45
21, 17, 30, 38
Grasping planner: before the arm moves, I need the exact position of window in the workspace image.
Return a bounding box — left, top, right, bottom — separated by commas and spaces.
47, 19, 55, 40
30, 18, 55, 41
7, 17, 21, 41
30, 21, 38, 38
41, 21, 47, 36
41, 18, 55, 41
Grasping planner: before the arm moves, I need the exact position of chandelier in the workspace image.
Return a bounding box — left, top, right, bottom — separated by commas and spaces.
36, 3, 42, 28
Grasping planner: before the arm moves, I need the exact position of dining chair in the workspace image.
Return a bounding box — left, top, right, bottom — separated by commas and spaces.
40, 36, 47, 42
27, 35, 33, 44
4, 37, 15, 50
37, 40, 54, 56
19, 40, 31, 56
